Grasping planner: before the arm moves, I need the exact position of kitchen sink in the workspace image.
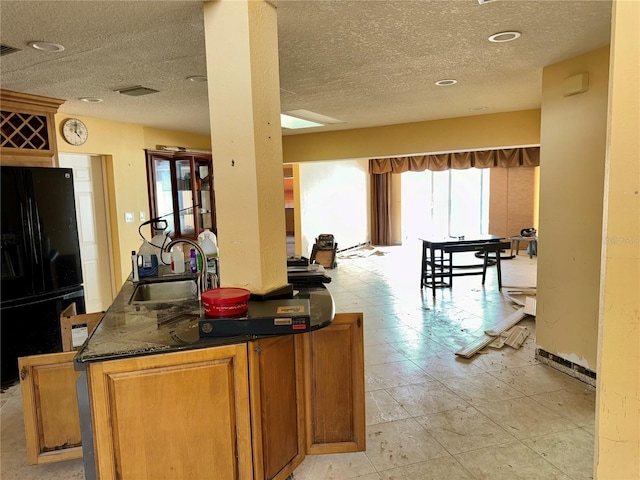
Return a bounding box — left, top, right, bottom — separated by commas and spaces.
129, 279, 198, 304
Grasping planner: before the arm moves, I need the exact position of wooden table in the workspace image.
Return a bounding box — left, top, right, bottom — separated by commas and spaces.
419, 235, 504, 297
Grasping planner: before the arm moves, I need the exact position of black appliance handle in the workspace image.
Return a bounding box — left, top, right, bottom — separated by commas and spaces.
26, 195, 40, 266
31, 196, 43, 265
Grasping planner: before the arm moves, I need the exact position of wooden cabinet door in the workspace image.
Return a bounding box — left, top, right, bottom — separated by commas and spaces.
0, 89, 63, 167
87, 345, 253, 480
18, 351, 83, 464
303, 312, 366, 454
249, 335, 305, 480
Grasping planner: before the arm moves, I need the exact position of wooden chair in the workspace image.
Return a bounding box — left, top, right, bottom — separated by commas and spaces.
440, 242, 486, 290
481, 241, 513, 290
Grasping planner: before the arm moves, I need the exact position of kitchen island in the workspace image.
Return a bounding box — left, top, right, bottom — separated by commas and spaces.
74, 273, 365, 480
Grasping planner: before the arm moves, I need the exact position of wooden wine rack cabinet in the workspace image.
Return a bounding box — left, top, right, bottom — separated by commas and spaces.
1, 89, 64, 167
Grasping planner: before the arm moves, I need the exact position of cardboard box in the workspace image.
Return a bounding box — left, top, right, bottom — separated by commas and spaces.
59, 303, 104, 352
313, 249, 336, 269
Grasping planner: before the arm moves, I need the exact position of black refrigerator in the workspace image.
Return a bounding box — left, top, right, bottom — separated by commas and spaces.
1, 166, 85, 386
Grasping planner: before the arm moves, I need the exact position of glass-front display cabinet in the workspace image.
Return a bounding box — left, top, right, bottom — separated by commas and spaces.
145, 149, 216, 239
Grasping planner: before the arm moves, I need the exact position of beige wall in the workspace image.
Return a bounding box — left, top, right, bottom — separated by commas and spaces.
537, 46, 610, 371
282, 110, 540, 163
297, 159, 369, 256
595, 0, 640, 477
489, 167, 538, 240
54, 115, 211, 287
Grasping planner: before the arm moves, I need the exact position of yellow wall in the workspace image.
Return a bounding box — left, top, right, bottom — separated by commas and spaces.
142, 127, 212, 152
54, 109, 540, 292
285, 110, 541, 249
537, 46, 610, 371
54, 114, 211, 287
595, 0, 640, 477
282, 110, 541, 163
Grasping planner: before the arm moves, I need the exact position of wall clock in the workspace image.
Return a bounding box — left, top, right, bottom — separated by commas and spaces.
61, 118, 88, 146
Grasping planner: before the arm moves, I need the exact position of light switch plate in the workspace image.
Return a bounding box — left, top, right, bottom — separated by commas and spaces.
140, 211, 146, 222
125, 212, 134, 223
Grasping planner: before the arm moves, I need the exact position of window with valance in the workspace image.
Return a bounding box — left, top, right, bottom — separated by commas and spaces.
369, 147, 540, 174
369, 147, 540, 245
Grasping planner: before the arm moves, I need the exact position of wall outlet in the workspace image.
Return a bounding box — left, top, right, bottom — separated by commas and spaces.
125, 212, 134, 223
140, 211, 146, 222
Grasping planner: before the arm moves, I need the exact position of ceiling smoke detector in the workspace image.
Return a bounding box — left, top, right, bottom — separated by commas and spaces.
116, 86, 159, 96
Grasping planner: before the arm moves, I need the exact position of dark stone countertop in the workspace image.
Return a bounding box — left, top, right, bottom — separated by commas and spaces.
75, 270, 335, 364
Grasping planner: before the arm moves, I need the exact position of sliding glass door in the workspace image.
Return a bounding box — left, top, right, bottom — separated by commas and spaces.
401, 168, 489, 240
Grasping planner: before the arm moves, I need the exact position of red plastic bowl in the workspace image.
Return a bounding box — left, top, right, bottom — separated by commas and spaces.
201, 287, 251, 318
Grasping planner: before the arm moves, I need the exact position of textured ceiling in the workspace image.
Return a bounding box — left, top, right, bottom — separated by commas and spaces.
0, 0, 612, 137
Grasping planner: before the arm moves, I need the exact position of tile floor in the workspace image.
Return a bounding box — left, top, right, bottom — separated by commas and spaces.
293, 242, 595, 480
0, 242, 596, 480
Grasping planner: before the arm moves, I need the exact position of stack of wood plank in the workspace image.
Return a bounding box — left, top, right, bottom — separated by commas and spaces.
455, 288, 537, 358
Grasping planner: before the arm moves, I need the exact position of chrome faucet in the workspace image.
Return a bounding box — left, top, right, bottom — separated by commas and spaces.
164, 238, 208, 299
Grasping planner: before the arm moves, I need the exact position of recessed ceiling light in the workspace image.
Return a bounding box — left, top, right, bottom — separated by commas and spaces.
470, 106, 488, 111
28, 41, 65, 52
435, 79, 457, 86
187, 76, 207, 83
488, 31, 521, 43
79, 97, 103, 103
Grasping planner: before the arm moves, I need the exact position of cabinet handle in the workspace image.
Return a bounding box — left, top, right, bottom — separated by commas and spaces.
357, 317, 361, 328
254, 346, 262, 355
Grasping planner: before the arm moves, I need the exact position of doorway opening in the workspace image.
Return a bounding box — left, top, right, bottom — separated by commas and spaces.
58, 154, 115, 312
284, 165, 295, 257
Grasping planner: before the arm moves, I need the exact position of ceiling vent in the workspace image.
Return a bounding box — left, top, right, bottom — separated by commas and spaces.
1, 44, 21, 56
116, 86, 159, 96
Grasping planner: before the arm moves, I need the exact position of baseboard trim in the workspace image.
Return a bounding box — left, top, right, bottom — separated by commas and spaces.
535, 348, 597, 387
337, 242, 371, 253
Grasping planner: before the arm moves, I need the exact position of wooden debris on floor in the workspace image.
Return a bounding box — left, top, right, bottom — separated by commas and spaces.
455, 333, 499, 358
488, 336, 506, 349
456, 307, 527, 358
486, 325, 530, 350
456, 285, 538, 359
504, 325, 530, 349
524, 296, 537, 316
484, 308, 527, 337
504, 287, 536, 307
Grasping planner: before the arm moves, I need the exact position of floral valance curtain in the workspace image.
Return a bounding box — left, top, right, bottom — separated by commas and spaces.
369, 146, 540, 174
